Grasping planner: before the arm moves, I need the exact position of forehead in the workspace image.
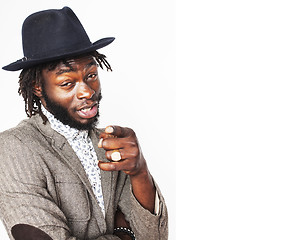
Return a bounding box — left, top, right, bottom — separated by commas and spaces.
46, 55, 98, 75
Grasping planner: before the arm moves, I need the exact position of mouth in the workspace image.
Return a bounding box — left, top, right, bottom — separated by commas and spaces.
76, 102, 98, 119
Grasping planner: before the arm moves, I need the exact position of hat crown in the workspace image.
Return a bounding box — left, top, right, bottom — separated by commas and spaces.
22, 7, 91, 58
2, 7, 115, 71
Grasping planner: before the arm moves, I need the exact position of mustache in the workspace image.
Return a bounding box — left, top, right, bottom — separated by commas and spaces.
77, 91, 102, 109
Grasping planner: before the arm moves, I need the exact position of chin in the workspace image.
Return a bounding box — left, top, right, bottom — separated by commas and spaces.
71, 115, 99, 130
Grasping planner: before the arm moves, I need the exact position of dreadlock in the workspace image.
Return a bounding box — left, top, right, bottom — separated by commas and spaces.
18, 51, 112, 123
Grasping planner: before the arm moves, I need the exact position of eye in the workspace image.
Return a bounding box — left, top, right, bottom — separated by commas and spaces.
60, 81, 74, 88
87, 73, 98, 80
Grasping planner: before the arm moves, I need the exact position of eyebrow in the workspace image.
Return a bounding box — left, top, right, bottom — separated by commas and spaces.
55, 60, 98, 76
84, 61, 98, 71
55, 61, 75, 76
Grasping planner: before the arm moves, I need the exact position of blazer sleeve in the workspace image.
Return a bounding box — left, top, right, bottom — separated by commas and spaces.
117, 175, 168, 240
0, 133, 122, 240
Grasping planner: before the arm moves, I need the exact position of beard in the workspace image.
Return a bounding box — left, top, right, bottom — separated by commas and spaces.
41, 88, 102, 131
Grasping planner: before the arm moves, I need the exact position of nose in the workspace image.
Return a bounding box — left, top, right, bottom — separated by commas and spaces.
76, 82, 95, 100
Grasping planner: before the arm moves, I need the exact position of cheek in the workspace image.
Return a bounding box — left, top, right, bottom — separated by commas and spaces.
90, 79, 101, 91
45, 85, 75, 107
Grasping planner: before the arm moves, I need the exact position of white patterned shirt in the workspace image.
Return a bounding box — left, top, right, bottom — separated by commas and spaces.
41, 107, 105, 216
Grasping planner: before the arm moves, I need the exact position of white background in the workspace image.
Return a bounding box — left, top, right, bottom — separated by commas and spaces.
1, 0, 287, 240
176, 0, 287, 239
0, 0, 175, 239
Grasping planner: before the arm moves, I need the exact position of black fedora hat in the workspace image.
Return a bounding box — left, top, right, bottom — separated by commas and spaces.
2, 7, 115, 71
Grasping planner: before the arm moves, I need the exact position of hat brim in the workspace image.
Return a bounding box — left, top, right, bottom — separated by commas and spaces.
2, 37, 115, 71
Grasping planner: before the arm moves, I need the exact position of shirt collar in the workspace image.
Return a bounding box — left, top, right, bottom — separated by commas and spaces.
41, 106, 88, 141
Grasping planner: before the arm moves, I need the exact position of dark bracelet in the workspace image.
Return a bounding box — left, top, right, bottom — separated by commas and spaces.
113, 227, 136, 240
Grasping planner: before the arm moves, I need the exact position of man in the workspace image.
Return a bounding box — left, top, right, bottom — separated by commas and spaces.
0, 7, 168, 240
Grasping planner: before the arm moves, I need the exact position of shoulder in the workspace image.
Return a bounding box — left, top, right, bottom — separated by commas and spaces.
0, 118, 48, 185
0, 115, 52, 149
0, 117, 37, 143
0, 116, 52, 168
0, 119, 31, 141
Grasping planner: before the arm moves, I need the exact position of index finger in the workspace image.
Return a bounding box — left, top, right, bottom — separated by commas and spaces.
105, 125, 133, 138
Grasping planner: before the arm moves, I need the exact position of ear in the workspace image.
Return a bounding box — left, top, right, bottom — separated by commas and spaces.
33, 84, 43, 98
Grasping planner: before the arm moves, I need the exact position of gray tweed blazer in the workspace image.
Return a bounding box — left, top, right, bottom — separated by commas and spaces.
0, 115, 168, 240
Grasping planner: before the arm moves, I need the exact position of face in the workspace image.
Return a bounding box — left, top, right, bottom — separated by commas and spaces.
36, 55, 102, 130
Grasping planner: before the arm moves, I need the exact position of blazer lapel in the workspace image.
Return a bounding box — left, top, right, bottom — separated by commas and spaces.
55, 137, 109, 232
33, 115, 108, 224
90, 129, 114, 215
54, 138, 94, 196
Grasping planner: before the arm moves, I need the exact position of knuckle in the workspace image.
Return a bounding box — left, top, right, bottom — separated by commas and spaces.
108, 163, 117, 171
130, 147, 139, 158
127, 140, 137, 148
127, 127, 134, 133
101, 138, 113, 149
126, 127, 136, 136
129, 161, 137, 170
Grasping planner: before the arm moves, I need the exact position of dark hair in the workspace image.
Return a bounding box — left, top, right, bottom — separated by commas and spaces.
18, 51, 112, 122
